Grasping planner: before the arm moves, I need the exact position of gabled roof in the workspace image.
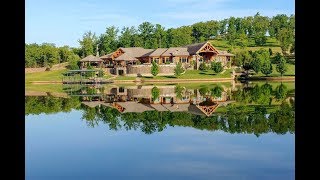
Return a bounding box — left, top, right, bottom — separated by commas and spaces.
100, 53, 113, 59
184, 41, 219, 55
79, 55, 103, 62
184, 42, 207, 54
120, 47, 154, 57
114, 53, 139, 61
161, 47, 190, 56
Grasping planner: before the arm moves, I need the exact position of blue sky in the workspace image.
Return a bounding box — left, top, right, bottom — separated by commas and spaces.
26, 0, 295, 47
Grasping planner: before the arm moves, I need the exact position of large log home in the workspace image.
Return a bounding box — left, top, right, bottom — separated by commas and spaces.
97, 41, 234, 76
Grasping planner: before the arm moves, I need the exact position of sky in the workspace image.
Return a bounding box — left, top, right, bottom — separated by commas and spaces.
26, 0, 295, 48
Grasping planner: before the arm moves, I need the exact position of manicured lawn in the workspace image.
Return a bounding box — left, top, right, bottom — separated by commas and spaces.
142, 69, 232, 80
25, 69, 68, 83
114, 76, 137, 80
254, 63, 295, 77
25, 84, 64, 93
210, 37, 283, 54
215, 104, 281, 113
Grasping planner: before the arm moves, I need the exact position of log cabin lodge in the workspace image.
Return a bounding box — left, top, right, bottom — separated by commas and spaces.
80, 41, 235, 76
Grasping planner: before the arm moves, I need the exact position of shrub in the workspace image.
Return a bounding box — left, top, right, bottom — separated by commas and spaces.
174, 62, 184, 77
199, 62, 208, 71
151, 86, 160, 101
151, 60, 159, 76
211, 62, 223, 73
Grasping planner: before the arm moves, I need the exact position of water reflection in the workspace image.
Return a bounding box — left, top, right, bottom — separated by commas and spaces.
25, 82, 294, 136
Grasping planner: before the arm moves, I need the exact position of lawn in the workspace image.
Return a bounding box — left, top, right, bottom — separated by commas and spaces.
254, 63, 295, 77
25, 69, 68, 83
25, 84, 64, 93
114, 76, 137, 80
210, 37, 283, 54
142, 69, 232, 80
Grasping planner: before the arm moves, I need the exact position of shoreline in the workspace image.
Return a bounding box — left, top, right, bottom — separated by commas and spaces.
28, 76, 295, 84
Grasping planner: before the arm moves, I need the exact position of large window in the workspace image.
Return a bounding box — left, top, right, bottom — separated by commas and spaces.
180, 57, 188, 63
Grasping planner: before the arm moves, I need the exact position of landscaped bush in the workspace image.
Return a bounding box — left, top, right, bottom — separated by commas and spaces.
199, 62, 208, 71
211, 62, 223, 73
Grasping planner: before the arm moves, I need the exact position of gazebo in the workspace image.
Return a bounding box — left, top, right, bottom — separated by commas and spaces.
80, 55, 104, 69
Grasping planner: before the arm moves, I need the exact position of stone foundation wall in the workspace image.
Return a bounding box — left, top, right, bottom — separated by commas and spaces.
126, 64, 176, 76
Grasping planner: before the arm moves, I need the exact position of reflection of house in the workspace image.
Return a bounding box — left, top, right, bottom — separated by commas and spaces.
77, 85, 233, 116
99, 41, 234, 76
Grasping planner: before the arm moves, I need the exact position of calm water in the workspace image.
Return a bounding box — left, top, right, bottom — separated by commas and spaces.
26, 82, 295, 180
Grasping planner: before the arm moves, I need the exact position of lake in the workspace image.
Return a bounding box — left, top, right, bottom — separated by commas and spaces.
25, 81, 295, 180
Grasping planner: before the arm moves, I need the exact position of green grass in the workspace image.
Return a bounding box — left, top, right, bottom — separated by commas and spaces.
25, 84, 64, 93
210, 37, 283, 54
254, 63, 295, 77
142, 69, 232, 80
215, 104, 281, 113
25, 69, 68, 83
114, 76, 137, 80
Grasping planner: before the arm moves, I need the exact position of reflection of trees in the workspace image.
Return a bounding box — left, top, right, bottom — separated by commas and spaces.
78, 102, 294, 136
232, 83, 289, 105
274, 83, 287, 101
210, 85, 223, 98
25, 96, 81, 115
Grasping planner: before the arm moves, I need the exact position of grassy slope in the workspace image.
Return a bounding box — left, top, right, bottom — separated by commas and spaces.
210, 37, 283, 54
25, 69, 68, 83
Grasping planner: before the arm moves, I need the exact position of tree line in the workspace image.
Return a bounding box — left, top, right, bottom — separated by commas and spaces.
25, 12, 294, 68
77, 12, 294, 58
25, 43, 80, 68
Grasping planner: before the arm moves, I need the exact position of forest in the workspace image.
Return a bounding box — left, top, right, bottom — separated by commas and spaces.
25, 13, 295, 68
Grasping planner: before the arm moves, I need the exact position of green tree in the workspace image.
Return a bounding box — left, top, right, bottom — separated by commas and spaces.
252, 12, 269, 46
274, 83, 287, 101
211, 62, 223, 73
154, 24, 166, 48
78, 31, 97, 57
174, 62, 184, 77
261, 62, 273, 76
151, 86, 160, 101
119, 26, 134, 48
277, 28, 294, 53
138, 22, 155, 48
98, 26, 119, 54
276, 57, 287, 76
151, 60, 159, 76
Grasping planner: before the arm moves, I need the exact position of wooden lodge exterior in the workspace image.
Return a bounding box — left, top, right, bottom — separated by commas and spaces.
87, 41, 234, 76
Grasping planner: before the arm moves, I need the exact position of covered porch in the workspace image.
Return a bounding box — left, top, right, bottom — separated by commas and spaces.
80, 55, 104, 69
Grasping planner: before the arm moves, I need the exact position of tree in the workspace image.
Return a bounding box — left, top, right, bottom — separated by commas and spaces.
151, 86, 160, 101
174, 62, 184, 77
119, 26, 134, 48
274, 83, 287, 101
250, 58, 262, 74
151, 60, 159, 76
252, 12, 269, 46
272, 52, 283, 64
261, 62, 273, 76
234, 50, 252, 67
211, 62, 223, 73
78, 31, 97, 57
98, 26, 119, 54
277, 28, 294, 53
276, 57, 287, 76
138, 22, 155, 48
154, 24, 166, 48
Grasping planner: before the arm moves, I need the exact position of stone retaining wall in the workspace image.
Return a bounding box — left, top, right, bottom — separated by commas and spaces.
126, 64, 176, 76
